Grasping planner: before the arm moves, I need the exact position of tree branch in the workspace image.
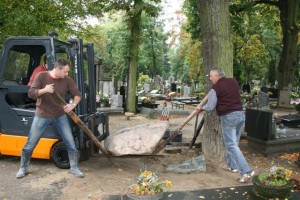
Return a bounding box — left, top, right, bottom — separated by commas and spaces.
232, 0, 279, 13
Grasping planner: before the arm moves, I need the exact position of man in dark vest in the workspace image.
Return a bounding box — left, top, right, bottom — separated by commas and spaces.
196, 67, 254, 183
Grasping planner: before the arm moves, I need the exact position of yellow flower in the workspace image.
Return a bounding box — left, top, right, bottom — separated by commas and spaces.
142, 170, 152, 177
285, 169, 292, 180
130, 169, 172, 195
165, 180, 172, 188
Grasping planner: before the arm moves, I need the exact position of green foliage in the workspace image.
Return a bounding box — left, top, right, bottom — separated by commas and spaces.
139, 12, 170, 78
168, 28, 203, 86
137, 73, 150, 85
99, 12, 131, 80
231, 2, 282, 85
1, 0, 298, 112
0, 0, 97, 43
182, 0, 201, 40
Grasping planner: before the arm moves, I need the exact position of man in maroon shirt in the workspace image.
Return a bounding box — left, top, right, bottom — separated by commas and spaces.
16, 58, 84, 178
197, 67, 254, 183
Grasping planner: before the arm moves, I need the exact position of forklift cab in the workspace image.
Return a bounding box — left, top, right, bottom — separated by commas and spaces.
0, 34, 109, 168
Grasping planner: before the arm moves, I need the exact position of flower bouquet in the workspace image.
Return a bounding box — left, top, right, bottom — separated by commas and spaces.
291, 98, 300, 112
96, 91, 109, 107
127, 169, 172, 200
253, 165, 293, 199
290, 92, 300, 112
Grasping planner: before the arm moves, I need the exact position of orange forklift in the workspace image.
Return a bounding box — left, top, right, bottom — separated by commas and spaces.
0, 32, 109, 168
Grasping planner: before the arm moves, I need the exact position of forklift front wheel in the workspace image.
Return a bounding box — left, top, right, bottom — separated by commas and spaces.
51, 141, 69, 169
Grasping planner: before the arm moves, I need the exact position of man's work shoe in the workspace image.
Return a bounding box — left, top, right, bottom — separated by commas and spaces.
70, 167, 84, 178
16, 152, 31, 178
16, 167, 28, 178
238, 171, 255, 183
222, 165, 238, 173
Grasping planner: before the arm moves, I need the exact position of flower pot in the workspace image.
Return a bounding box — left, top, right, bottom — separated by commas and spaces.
100, 102, 106, 108
252, 175, 293, 199
127, 191, 163, 200
141, 102, 158, 108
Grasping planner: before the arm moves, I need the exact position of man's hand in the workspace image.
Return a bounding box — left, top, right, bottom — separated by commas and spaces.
37, 84, 54, 97
63, 103, 76, 113
44, 83, 54, 93
195, 106, 203, 113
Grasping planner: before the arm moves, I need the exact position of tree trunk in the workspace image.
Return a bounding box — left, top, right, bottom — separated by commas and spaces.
126, 0, 142, 113
197, 0, 232, 163
277, 0, 299, 90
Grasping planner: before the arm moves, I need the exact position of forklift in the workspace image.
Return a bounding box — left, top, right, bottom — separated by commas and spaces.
0, 31, 109, 168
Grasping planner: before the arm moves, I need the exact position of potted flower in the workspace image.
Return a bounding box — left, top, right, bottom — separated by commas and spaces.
252, 165, 293, 199
141, 97, 157, 108
127, 169, 172, 200
96, 91, 109, 107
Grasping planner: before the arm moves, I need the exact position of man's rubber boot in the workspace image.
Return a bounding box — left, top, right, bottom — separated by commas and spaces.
16, 152, 31, 178
68, 152, 84, 178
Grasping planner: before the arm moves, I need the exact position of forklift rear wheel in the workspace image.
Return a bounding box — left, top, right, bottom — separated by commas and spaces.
51, 141, 69, 169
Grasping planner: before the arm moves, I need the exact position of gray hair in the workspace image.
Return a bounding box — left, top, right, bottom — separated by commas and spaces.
210, 67, 225, 77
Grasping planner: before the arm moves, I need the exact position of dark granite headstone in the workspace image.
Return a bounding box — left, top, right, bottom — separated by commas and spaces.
242, 84, 251, 93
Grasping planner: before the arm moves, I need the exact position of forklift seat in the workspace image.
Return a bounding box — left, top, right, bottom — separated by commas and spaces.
5, 92, 35, 108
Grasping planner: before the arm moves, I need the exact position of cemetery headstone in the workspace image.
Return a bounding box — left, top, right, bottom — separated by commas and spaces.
242, 84, 251, 93
143, 83, 150, 92
257, 91, 269, 108
183, 86, 190, 97
111, 95, 123, 107
171, 83, 177, 92
278, 84, 293, 108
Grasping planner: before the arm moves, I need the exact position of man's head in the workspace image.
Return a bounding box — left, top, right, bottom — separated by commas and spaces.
209, 67, 225, 85
53, 58, 70, 78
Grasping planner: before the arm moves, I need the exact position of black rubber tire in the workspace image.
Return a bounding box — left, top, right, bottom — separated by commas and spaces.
51, 141, 70, 169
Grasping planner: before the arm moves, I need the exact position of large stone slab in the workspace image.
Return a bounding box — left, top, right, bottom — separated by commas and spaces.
104, 121, 170, 155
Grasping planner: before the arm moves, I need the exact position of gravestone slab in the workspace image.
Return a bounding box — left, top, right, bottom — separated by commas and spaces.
279, 90, 293, 108
143, 83, 150, 92
111, 95, 123, 107
183, 86, 190, 97
258, 91, 269, 108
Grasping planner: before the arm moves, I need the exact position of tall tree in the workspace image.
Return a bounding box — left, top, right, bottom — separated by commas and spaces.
276, 0, 299, 91
126, 0, 143, 112
234, 0, 300, 90
90, 0, 160, 113
197, 0, 232, 163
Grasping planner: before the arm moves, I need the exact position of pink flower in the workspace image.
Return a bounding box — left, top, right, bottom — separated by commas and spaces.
96, 95, 100, 103
291, 98, 300, 105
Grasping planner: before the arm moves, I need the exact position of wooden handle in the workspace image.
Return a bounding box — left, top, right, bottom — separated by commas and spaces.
52, 92, 108, 155
151, 95, 209, 155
